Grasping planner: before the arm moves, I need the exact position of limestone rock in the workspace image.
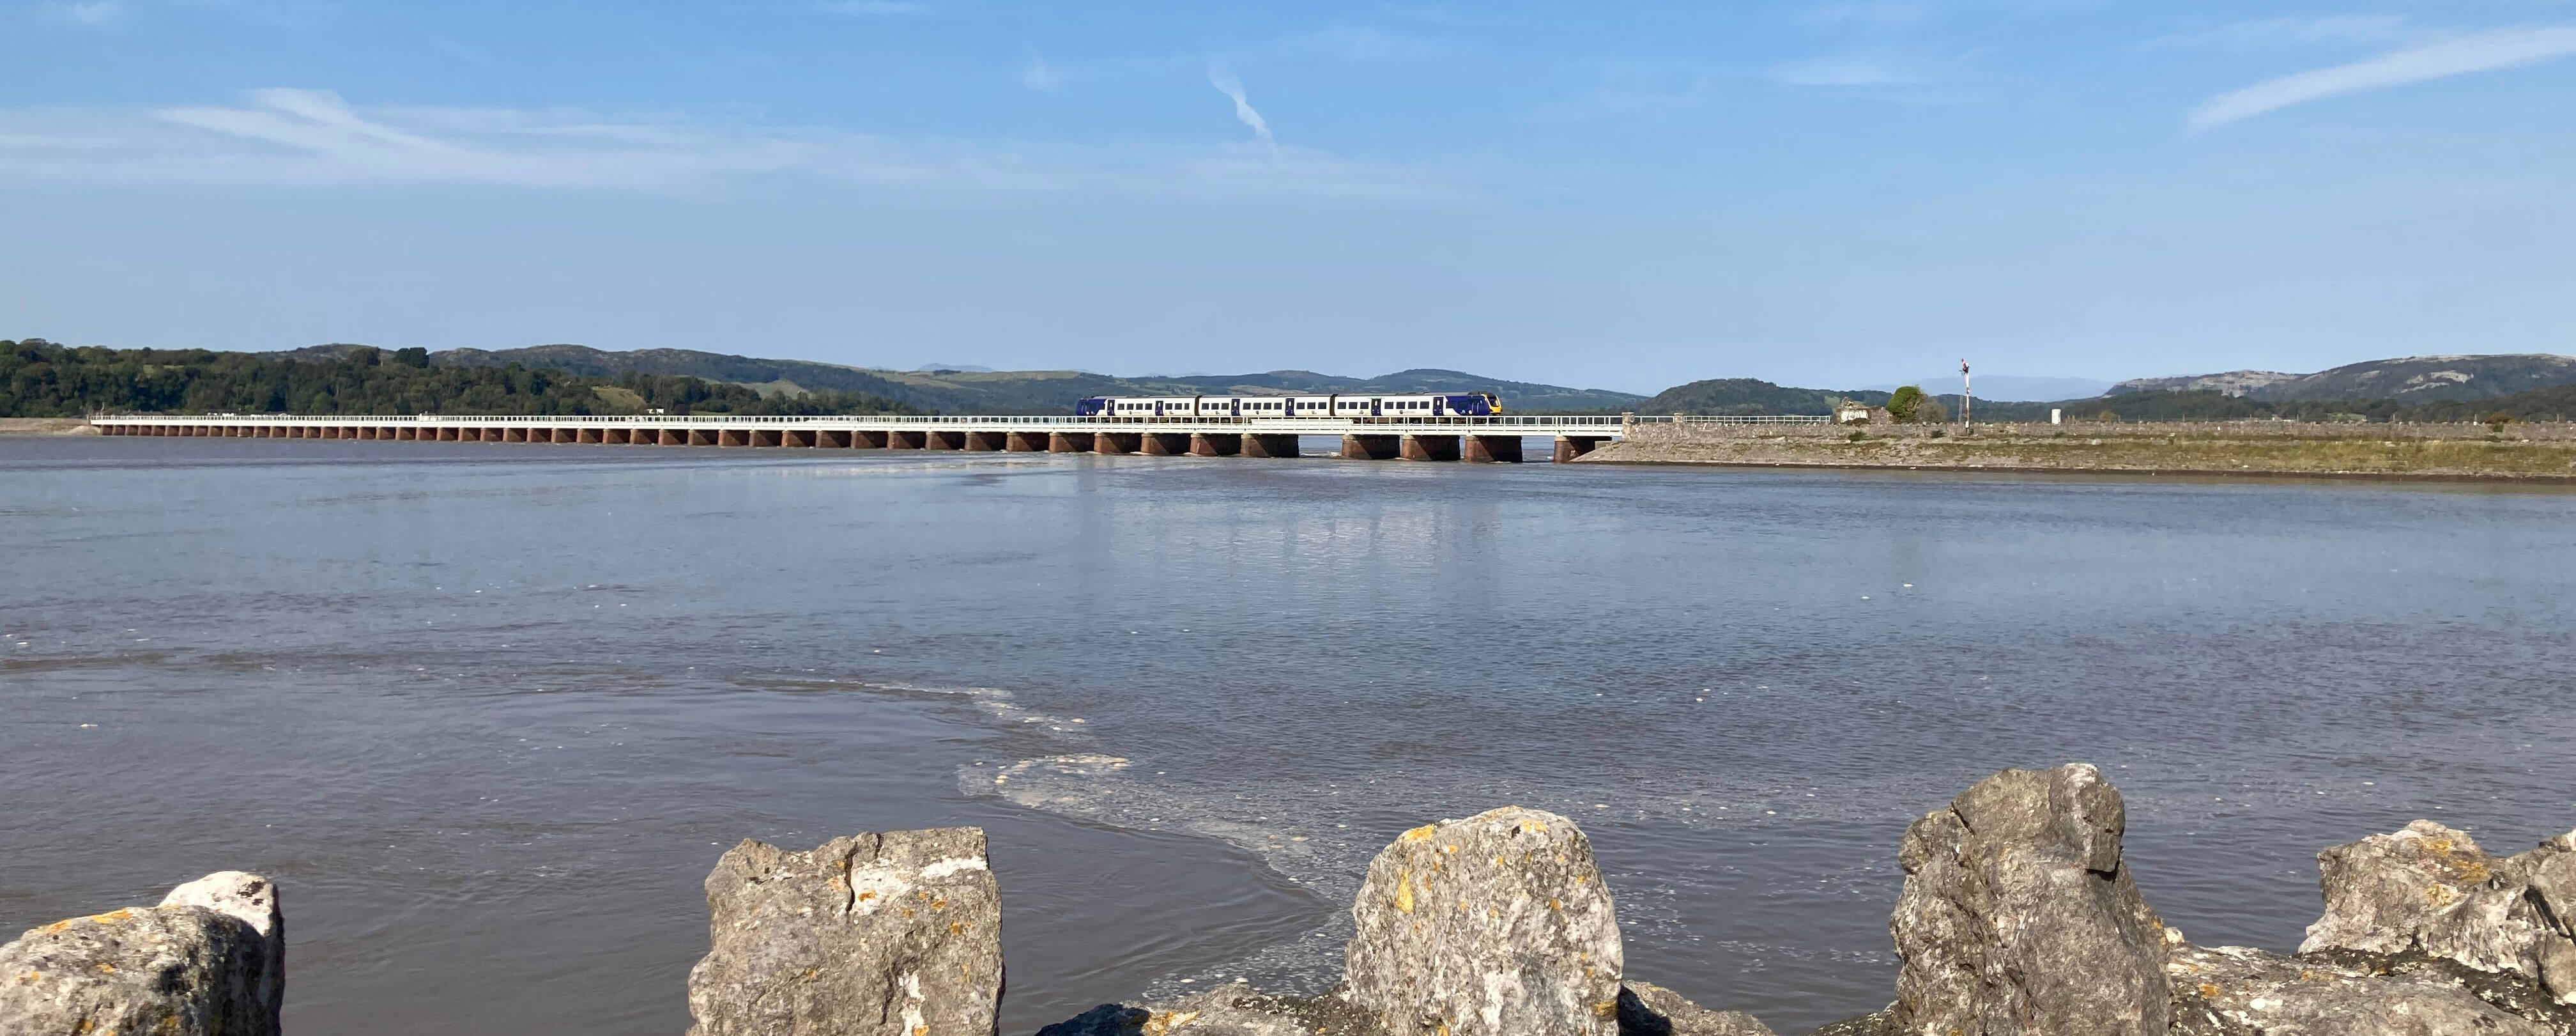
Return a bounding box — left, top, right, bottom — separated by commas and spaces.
1034, 982, 1386, 1036
2302, 819, 2576, 1004
0, 872, 285, 1036
1344, 807, 1623, 1036
2301, 948, 2576, 1035
1806, 1009, 1898, 1036
160, 871, 285, 1007
1613, 981, 1775, 1036
2524, 833, 2576, 1003
2169, 943, 2548, 1035
1888, 763, 2171, 1036
686, 827, 1002, 1036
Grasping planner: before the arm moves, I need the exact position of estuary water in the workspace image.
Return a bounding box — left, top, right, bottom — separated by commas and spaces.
5, 437, 2575, 1034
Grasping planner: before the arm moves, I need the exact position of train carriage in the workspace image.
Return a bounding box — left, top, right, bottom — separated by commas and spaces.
1074, 392, 1499, 419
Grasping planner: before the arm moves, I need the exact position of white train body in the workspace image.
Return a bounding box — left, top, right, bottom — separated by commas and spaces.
1075, 393, 1500, 419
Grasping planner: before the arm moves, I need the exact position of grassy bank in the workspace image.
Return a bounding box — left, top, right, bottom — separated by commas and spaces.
1581, 424, 2576, 481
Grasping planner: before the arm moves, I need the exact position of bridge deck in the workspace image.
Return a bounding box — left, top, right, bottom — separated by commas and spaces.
93, 414, 1660, 433
88, 414, 1826, 463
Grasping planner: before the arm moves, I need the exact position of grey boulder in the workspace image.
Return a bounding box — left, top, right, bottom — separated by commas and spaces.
1344, 806, 1625, 1036
2169, 942, 2549, 1035
0, 871, 285, 1036
686, 827, 1002, 1036
1614, 981, 1775, 1036
2301, 820, 2576, 1007
1889, 763, 2172, 1036
1035, 982, 1386, 1036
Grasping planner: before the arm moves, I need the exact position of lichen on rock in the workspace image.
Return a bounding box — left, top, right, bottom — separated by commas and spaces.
0, 871, 285, 1036
2301, 819, 2576, 1009
1343, 806, 1625, 1036
2168, 942, 2548, 1035
685, 826, 1002, 1036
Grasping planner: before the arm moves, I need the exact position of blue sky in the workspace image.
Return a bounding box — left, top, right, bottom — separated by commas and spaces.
4, 1, 2573, 394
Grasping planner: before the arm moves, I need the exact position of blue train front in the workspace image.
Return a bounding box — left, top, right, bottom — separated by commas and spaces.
1073, 392, 1501, 418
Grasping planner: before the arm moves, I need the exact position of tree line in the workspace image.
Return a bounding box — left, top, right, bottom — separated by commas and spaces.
0, 340, 924, 418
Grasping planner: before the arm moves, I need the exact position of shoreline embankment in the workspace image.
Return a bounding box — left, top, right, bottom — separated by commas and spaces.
1581, 419, 2576, 483
0, 418, 98, 435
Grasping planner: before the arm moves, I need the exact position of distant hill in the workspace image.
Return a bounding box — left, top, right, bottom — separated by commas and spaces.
9, 339, 918, 418
408, 344, 1644, 414
1871, 375, 2115, 402
1637, 378, 1889, 416
2396, 382, 2576, 422
2110, 369, 2303, 397
2116, 354, 2576, 403
1152, 368, 1646, 412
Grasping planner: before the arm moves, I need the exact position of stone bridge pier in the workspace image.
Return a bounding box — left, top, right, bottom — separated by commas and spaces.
1400, 435, 1462, 461
1464, 435, 1524, 463
1340, 435, 1401, 460
1243, 434, 1300, 458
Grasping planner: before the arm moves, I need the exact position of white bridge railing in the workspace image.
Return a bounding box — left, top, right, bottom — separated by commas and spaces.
1664, 415, 1833, 425
102, 412, 1830, 426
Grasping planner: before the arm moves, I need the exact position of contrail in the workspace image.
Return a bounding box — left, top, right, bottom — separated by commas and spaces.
1206, 62, 1274, 148
2192, 25, 2576, 128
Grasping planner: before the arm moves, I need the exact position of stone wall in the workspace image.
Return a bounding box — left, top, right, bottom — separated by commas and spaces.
1592, 419, 2576, 479
1615, 418, 2576, 445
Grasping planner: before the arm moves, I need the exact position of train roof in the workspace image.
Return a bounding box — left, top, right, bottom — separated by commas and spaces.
1080, 390, 1496, 398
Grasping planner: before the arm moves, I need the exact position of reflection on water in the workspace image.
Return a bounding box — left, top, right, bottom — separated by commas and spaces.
4, 437, 2574, 1034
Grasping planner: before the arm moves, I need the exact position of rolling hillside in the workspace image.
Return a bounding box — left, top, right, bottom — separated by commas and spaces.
407, 344, 1646, 414
1637, 378, 1889, 416
2115, 354, 2576, 403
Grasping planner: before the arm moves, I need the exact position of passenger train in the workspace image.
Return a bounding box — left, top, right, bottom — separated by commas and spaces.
1074, 392, 1502, 419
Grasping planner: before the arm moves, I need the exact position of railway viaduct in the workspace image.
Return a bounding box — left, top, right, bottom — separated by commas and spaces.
90, 414, 1825, 463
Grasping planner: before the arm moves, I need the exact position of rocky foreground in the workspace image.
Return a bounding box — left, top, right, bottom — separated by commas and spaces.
6, 764, 2573, 1035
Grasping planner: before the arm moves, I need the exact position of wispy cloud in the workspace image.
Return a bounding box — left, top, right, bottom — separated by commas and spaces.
1532, 62, 1715, 121
1798, 0, 2097, 29
1020, 54, 1063, 92
0, 88, 1445, 199
2192, 26, 2576, 127
38, 0, 125, 26
811, 0, 929, 15
1276, 24, 1448, 62
1798, 1, 1933, 29
2152, 15, 2411, 51
1205, 63, 1275, 148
